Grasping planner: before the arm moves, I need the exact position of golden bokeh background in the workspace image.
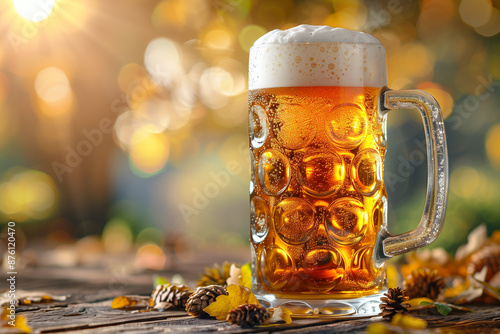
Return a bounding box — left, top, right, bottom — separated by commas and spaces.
0, 0, 499, 270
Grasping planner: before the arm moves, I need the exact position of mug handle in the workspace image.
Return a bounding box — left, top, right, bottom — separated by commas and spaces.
374, 89, 449, 264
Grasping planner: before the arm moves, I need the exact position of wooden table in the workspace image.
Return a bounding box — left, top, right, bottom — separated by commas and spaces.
5, 266, 500, 333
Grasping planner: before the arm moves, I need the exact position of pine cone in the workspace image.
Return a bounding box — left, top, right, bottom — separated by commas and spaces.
226, 304, 270, 328
467, 244, 500, 282
380, 287, 409, 319
404, 268, 446, 300
151, 284, 193, 310
185, 285, 228, 317
197, 261, 233, 287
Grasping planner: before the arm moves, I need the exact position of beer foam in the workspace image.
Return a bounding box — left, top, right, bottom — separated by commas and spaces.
249, 25, 387, 89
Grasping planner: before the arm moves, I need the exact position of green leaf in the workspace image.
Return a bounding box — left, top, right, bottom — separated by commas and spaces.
420, 301, 451, 315
419, 301, 472, 316
153, 275, 169, 288
434, 303, 452, 316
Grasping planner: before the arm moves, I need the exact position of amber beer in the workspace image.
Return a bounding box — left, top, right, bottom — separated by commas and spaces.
249, 84, 386, 298
249, 26, 448, 316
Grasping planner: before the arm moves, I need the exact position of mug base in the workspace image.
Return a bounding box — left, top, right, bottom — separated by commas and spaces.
256, 291, 386, 318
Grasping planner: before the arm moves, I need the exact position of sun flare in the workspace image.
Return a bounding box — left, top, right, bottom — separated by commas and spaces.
13, 0, 55, 22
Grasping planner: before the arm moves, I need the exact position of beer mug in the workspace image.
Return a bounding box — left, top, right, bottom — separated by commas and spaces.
248, 25, 448, 317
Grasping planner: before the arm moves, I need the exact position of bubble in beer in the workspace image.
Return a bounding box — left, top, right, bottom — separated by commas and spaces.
249, 104, 269, 148
298, 150, 345, 197
250, 196, 269, 244
350, 245, 380, 289
351, 148, 382, 196
258, 149, 291, 196
327, 198, 368, 245
250, 151, 256, 194
261, 246, 293, 289
372, 197, 387, 231
274, 198, 316, 245
326, 103, 368, 149
273, 103, 316, 150
299, 248, 345, 291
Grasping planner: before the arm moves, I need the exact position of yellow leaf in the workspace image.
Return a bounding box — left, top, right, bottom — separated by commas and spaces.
203, 285, 259, 320
280, 307, 292, 324
367, 323, 392, 334
263, 307, 293, 325
386, 263, 400, 289
239, 263, 252, 289
111, 296, 152, 310
11, 315, 31, 333
111, 296, 131, 309
391, 314, 427, 329
1, 308, 31, 333
405, 297, 434, 308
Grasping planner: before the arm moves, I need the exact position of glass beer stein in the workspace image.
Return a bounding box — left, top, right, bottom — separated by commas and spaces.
248, 25, 448, 317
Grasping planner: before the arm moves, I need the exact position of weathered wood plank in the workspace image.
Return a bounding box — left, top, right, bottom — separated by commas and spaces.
6, 266, 500, 334
24, 304, 188, 333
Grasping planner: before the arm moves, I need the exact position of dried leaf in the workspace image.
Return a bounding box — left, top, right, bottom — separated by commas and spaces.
491, 230, 500, 244
489, 270, 500, 287
1, 307, 31, 333
197, 261, 234, 287
111, 296, 153, 310
203, 285, 259, 320
443, 276, 484, 305
455, 224, 487, 262
391, 313, 427, 329
153, 302, 175, 310
401, 248, 456, 279
152, 274, 169, 288
0, 290, 67, 307
264, 307, 292, 325
226, 264, 240, 286
469, 272, 500, 301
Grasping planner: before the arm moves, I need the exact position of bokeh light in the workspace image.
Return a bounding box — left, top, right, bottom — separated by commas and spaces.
0, 168, 58, 221
203, 26, 233, 49
152, 0, 209, 30
136, 227, 164, 247
450, 166, 482, 199
144, 38, 182, 87
129, 129, 170, 176
238, 25, 267, 52
459, 0, 492, 27
102, 218, 133, 254
474, 8, 500, 37
35, 67, 71, 103
135, 243, 166, 270
486, 123, 500, 169
13, 0, 54, 22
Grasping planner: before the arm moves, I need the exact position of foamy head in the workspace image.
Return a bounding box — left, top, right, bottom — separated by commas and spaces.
249, 25, 387, 89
